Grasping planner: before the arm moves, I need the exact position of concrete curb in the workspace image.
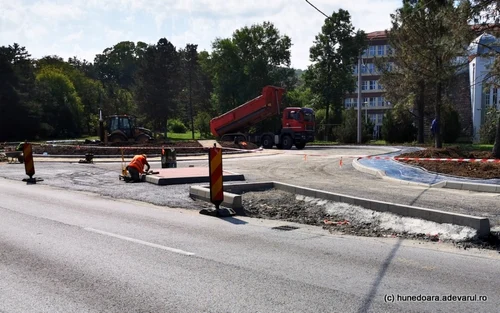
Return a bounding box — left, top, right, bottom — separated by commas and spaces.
352, 158, 500, 192
189, 181, 491, 238
189, 185, 244, 215
146, 171, 245, 186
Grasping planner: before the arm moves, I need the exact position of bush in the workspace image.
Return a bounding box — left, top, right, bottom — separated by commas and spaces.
168, 118, 188, 133
442, 106, 461, 143
194, 112, 212, 138
479, 107, 498, 144
382, 108, 416, 143
333, 108, 372, 143
313, 109, 327, 141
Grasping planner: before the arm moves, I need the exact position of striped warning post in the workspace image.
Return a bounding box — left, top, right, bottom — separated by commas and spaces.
23, 142, 35, 179
209, 146, 223, 208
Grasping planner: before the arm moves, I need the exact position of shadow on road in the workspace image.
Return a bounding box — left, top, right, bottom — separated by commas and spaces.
358, 238, 403, 313
408, 172, 439, 207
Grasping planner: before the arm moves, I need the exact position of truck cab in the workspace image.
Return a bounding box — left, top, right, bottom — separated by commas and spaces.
280, 107, 315, 149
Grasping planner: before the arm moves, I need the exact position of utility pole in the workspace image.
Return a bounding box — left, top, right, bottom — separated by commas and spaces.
189, 63, 194, 140
357, 55, 362, 144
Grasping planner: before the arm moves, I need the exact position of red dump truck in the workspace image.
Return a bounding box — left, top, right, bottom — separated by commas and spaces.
209, 86, 315, 149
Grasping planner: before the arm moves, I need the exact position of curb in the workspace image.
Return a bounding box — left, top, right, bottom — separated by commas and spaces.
189, 181, 490, 238
352, 158, 500, 193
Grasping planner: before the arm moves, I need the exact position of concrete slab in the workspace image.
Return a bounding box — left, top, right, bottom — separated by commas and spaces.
197, 140, 222, 148
146, 167, 245, 185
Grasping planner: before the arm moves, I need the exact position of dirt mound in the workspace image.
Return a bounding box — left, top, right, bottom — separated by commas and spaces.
397, 146, 500, 179
31, 141, 205, 156
220, 141, 260, 150
398, 146, 493, 159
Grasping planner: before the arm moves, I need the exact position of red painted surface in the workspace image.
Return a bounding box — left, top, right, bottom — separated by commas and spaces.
153, 167, 234, 178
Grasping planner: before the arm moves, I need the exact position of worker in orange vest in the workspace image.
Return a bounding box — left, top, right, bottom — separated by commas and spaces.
126, 154, 150, 182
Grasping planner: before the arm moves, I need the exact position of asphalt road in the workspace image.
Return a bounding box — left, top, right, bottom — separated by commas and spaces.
0, 179, 499, 313
0, 145, 499, 227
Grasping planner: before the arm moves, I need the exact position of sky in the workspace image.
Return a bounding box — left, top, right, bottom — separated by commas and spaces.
0, 0, 401, 70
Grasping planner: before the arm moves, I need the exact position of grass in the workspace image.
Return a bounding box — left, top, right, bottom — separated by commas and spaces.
165, 131, 215, 141
445, 143, 493, 151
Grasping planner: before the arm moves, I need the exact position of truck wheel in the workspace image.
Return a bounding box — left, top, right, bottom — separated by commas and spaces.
281, 135, 293, 150
135, 134, 150, 143
261, 136, 273, 149
295, 142, 306, 150
109, 134, 127, 143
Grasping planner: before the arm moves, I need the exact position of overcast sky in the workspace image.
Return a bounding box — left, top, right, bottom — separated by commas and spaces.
0, 0, 401, 69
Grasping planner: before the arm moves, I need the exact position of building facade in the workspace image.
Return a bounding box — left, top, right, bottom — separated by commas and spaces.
344, 31, 394, 139
468, 32, 500, 142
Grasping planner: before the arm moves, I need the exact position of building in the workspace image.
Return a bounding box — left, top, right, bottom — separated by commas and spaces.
344, 31, 394, 139
345, 29, 498, 143
468, 32, 500, 142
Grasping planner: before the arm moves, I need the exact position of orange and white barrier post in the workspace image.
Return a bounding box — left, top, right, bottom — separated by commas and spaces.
209, 143, 224, 210
22, 142, 41, 184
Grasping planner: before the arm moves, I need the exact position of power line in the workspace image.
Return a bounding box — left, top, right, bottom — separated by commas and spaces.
304, 0, 329, 19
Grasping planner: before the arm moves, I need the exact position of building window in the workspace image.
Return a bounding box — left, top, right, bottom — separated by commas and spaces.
369, 46, 376, 56
369, 81, 376, 90
369, 97, 376, 107
362, 81, 368, 90
377, 45, 384, 56
367, 63, 375, 74
386, 45, 393, 55
493, 88, 497, 106
484, 88, 491, 106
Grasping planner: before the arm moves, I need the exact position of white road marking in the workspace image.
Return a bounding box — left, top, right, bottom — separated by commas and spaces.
84, 228, 195, 256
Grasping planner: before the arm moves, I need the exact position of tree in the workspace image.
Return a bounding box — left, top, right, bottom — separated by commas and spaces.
36, 56, 105, 135
179, 44, 212, 139
303, 9, 366, 141
135, 38, 182, 136
94, 41, 147, 89
381, 0, 472, 148
0, 44, 39, 141
208, 22, 294, 114
35, 67, 84, 138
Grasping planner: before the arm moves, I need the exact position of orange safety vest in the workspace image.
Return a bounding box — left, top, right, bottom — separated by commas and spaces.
128, 155, 148, 174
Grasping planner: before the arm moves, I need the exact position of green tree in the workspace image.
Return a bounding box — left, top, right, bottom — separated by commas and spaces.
0, 44, 39, 141
94, 41, 147, 89
382, 102, 417, 143
333, 108, 373, 143
36, 56, 105, 135
135, 38, 182, 136
194, 112, 212, 138
179, 44, 213, 139
304, 9, 366, 141
208, 22, 294, 114
35, 67, 84, 138
382, 0, 472, 148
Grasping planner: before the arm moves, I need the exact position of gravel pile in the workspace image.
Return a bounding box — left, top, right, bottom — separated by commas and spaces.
241, 189, 500, 251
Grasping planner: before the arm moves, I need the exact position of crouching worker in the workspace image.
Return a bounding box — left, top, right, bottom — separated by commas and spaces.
126, 154, 150, 182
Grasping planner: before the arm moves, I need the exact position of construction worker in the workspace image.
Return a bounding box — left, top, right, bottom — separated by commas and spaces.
126, 154, 150, 182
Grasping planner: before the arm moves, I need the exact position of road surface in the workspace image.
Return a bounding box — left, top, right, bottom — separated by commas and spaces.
1, 146, 499, 226
0, 179, 498, 313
